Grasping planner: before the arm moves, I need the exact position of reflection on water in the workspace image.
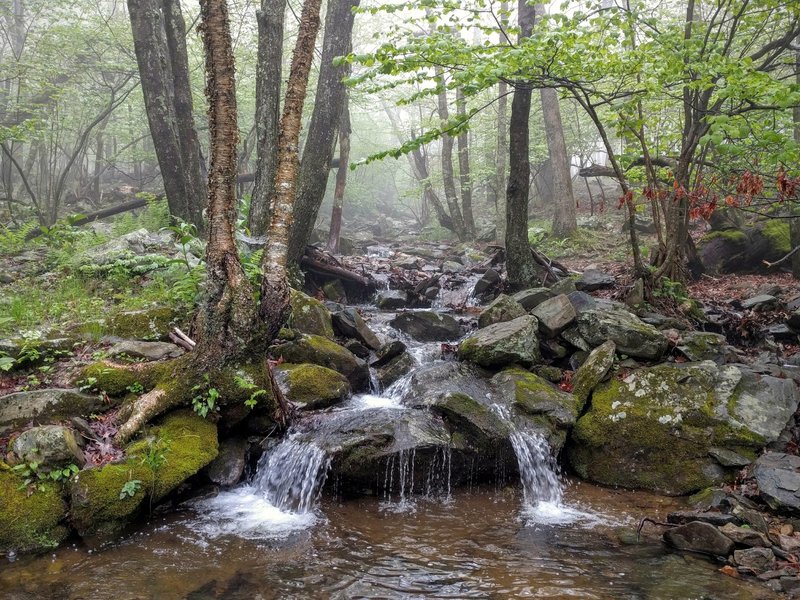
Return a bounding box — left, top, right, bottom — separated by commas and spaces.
0, 481, 776, 600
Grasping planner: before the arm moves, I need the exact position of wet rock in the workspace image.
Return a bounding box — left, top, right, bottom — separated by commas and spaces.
107, 340, 184, 361
459, 315, 541, 368
477, 294, 526, 329
206, 437, 248, 487
275, 363, 351, 410
575, 269, 615, 292
375, 352, 415, 388
741, 294, 779, 311
576, 307, 667, 360
424, 391, 509, 450
371, 341, 407, 367
344, 340, 371, 359
571, 340, 615, 404
390, 311, 462, 342
667, 510, 740, 527
441, 260, 464, 273
511, 287, 553, 311
734, 547, 776, 571
719, 523, 770, 547
270, 334, 370, 391
289, 289, 334, 339
375, 289, 410, 310
753, 453, 800, 515
530, 294, 576, 337
663, 521, 735, 556
0, 471, 68, 554
0, 389, 109, 434
473, 268, 501, 297
332, 307, 381, 350
677, 332, 732, 364
12, 425, 84, 468
568, 361, 797, 495
567, 291, 597, 313
322, 279, 347, 303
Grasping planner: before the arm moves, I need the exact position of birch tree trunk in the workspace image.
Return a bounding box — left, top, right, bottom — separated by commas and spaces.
541, 87, 577, 237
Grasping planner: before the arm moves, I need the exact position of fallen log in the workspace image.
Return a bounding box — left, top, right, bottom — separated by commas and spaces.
300, 248, 376, 289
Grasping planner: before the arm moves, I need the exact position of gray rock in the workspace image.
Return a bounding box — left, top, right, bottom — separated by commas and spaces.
709, 447, 751, 467
107, 340, 184, 361
667, 510, 740, 527
788, 310, 800, 332
473, 269, 501, 297
732, 369, 800, 441
477, 294, 526, 329
376, 290, 409, 310
459, 315, 541, 368
571, 340, 615, 404
332, 308, 381, 350
206, 437, 248, 487
663, 521, 735, 556
575, 269, 615, 291
577, 307, 668, 360
0, 389, 110, 434
269, 334, 369, 391
560, 326, 591, 351
753, 453, 800, 514
390, 311, 463, 342
550, 278, 577, 296
626, 278, 645, 308
512, 287, 553, 311
734, 547, 776, 571
567, 291, 597, 313
12, 425, 85, 468
741, 294, 779, 310
677, 331, 732, 364
441, 260, 464, 274
371, 341, 407, 367
719, 523, 770, 548
530, 294, 576, 337
344, 339, 371, 359
375, 352, 415, 388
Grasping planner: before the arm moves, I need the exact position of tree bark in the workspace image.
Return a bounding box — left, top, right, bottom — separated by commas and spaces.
494, 1, 509, 246
456, 88, 475, 238
260, 0, 323, 341
248, 0, 286, 237
286, 0, 360, 264
792, 39, 800, 278
540, 87, 576, 237
326, 95, 350, 254
435, 68, 467, 240
505, 0, 542, 289
127, 0, 206, 232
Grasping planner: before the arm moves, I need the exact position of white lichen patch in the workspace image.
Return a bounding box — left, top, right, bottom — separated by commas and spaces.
609, 411, 627, 422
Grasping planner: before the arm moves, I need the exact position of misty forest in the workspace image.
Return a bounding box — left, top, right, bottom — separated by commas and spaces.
1, 0, 800, 597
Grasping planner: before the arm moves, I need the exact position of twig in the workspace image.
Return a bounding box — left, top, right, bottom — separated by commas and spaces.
763, 244, 800, 269
637, 517, 677, 541
171, 327, 196, 350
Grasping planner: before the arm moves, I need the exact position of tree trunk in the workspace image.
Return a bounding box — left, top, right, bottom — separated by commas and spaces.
435, 68, 467, 241
127, 0, 206, 232
540, 87, 576, 237
792, 40, 800, 278
248, 0, 286, 237
260, 0, 323, 341
286, 0, 360, 264
326, 96, 350, 254
456, 88, 475, 238
495, 79, 509, 245
195, 0, 257, 368
505, 0, 541, 289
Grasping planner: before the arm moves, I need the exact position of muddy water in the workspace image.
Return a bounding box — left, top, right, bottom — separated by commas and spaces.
0, 480, 774, 600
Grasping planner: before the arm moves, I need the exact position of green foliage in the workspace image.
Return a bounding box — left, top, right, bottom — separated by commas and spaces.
234, 374, 269, 409
119, 478, 142, 500
12, 461, 79, 492
0, 222, 39, 254
191, 374, 220, 418
652, 277, 690, 304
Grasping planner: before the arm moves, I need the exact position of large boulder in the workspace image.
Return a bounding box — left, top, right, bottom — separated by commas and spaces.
332, 307, 381, 350
530, 294, 576, 337
663, 521, 735, 556
205, 437, 248, 487
512, 287, 553, 311
477, 294, 526, 329
459, 315, 541, 368
567, 361, 799, 495
576, 307, 668, 360
270, 334, 370, 391
0, 388, 109, 434
289, 289, 334, 339
106, 307, 180, 341
107, 340, 184, 361
274, 363, 351, 410
0, 470, 69, 554
390, 311, 463, 342
752, 453, 800, 515
700, 220, 792, 274
12, 425, 85, 468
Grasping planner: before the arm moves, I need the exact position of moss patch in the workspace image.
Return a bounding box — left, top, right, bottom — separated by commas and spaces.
761, 219, 791, 255
276, 363, 350, 409
0, 472, 69, 554
701, 229, 747, 245
106, 307, 180, 341
289, 289, 334, 339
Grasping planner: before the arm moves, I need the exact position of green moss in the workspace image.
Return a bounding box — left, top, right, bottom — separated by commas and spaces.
0, 472, 69, 554
432, 392, 508, 444
761, 219, 791, 254
106, 307, 179, 341
76, 361, 161, 396
270, 334, 365, 388
278, 363, 350, 409
502, 367, 578, 424
289, 289, 334, 339
701, 229, 747, 245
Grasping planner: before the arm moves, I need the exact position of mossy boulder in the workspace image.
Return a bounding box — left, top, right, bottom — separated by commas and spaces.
0, 472, 69, 554
459, 315, 541, 368
567, 361, 798, 495
75, 361, 161, 397
677, 331, 732, 364
576, 307, 667, 360
571, 340, 616, 404
477, 294, 526, 329
0, 388, 110, 434
699, 220, 792, 274
289, 289, 334, 339
107, 307, 180, 341
275, 363, 351, 410
270, 334, 369, 391
70, 410, 218, 542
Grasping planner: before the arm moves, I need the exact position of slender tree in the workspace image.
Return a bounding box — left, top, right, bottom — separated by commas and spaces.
435, 68, 468, 241
456, 87, 476, 238
326, 96, 350, 254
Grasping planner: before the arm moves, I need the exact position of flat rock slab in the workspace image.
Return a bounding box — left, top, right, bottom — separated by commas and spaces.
753, 453, 800, 514
575, 269, 615, 292
107, 340, 184, 361
390, 311, 463, 342
0, 388, 109, 433
663, 521, 735, 556
667, 510, 740, 528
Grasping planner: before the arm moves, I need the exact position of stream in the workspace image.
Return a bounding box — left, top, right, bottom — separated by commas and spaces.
0, 309, 777, 599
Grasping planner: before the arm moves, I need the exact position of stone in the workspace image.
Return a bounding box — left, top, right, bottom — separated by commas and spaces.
530, 294, 576, 337
575, 269, 615, 291
477, 294, 527, 329
741, 294, 779, 311
778, 535, 800, 554
344, 340, 371, 359
512, 287, 553, 311
322, 279, 347, 304
719, 523, 770, 547
576, 307, 668, 360
709, 447, 751, 467
289, 289, 335, 339
571, 340, 615, 404
663, 521, 735, 556
753, 453, 800, 515
274, 363, 351, 410
390, 311, 463, 342
332, 307, 381, 350
626, 278, 645, 308
375, 352, 415, 388
12, 425, 85, 468
789, 294, 800, 312
769, 324, 798, 342
106, 340, 184, 361
441, 260, 464, 273
734, 547, 776, 571
0, 471, 68, 554
560, 326, 591, 351
376, 289, 410, 310
667, 511, 740, 528
106, 307, 179, 341
371, 341, 407, 367
568, 361, 798, 495
677, 331, 732, 364
0, 388, 110, 434
269, 334, 370, 391
541, 339, 569, 359
424, 287, 440, 300
567, 291, 597, 313
550, 278, 577, 296
473, 268, 501, 297
206, 437, 248, 487
459, 315, 541, 368
788, 310, 800, 332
